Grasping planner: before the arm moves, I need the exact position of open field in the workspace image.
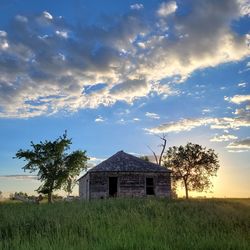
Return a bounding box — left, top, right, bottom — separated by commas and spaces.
0, 198, 249, 250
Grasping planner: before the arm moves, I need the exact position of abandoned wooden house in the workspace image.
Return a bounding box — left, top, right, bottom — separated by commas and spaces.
78, 151, 171, 200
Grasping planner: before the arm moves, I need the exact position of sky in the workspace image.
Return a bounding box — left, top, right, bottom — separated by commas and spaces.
0, 0, 249, 198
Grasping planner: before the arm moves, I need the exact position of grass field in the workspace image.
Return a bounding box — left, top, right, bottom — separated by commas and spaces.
0, 198, 249, 250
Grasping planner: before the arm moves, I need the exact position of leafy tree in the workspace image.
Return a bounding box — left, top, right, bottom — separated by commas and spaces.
63, 176, 76, 196
163, 143, 220, 199
15, 132, 88, 203
0, 190, 2, 199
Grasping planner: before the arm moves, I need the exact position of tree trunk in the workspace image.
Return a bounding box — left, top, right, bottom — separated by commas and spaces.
48, 192, 53, 203
184, 181, 189, 199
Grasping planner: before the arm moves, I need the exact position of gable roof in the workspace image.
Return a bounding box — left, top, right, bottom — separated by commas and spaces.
88, 150, 171, 173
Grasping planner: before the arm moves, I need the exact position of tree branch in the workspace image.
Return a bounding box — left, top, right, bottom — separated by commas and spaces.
147, 145, 158, 165
158, 134, 167, 166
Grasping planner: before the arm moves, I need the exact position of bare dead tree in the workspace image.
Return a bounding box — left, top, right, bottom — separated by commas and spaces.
158, 134, 167, 166
147, 133, 167, 166
147, 145, 159, 165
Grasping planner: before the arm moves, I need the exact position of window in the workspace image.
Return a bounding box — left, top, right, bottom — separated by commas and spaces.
146, 177, 155, 195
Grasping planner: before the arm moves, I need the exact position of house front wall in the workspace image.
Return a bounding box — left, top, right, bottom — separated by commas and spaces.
79, 171, 171, 200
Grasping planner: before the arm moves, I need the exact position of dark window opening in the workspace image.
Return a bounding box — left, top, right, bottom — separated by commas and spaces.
146, 177, 155, 195
109, 177, 118, 197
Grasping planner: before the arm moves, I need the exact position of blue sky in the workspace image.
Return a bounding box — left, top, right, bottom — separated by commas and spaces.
0, 0, 249, 197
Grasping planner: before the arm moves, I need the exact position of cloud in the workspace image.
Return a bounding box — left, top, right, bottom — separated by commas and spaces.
0, 175, 38, 180
227, 138, 250, 150
157, 1, 177, 17
225, 95, 250, 104
238, 0, 250, 16
95, 115, 105, 122
238, 82, 247, 87
0, 30, 7, 37
43, 11, 53, 20
227, 149, 249, 153
202, 108, 212, 114
145, 112, 160, 119
210, 134, 238, 142
130, 3, 144, 10
0, 30, 8, 50
55, 30, 68, 38
145, 117, 215, 133
110, 79, 150, 102
88, 156, 106, 165
0, 0, 249, 118
146, 106, 250, 133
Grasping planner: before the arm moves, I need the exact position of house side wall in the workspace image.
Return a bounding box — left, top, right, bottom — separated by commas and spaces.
79, 173, 89, 200
89, 172, 171, 199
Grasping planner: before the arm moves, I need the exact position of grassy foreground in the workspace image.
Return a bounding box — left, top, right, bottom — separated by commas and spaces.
0, 198, 249, 250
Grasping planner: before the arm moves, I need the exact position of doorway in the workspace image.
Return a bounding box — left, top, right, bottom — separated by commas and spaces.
146, 177, 155, 195
109, 177, 118, 197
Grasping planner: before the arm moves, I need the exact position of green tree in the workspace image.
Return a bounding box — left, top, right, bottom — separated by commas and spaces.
15, 132, 88, 203
63, 176, 76, 196
163, 143, 220, 199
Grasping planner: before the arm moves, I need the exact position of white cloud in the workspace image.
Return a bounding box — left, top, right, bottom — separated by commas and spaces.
43, 11, 53, 20
95, 116, 105, 122
0, 0, 249, 118
234, 107, 249, 115
137, 42, 146, 49
0, 175, 38, 180
0, 40, 8, 50
202, 108, 212, 114
88, 156, 106, 165
0, 30, 8, 50
210, 134, 238, 142
227, 138, 250, 150
238, 82, 247, 87
145, 112, 160, 119
228, 149, 249, 153
55, 30, 68, 38
145, 117, 215, 133
130, 3, 144, 10
15, 15, 28, 22
238, 0, 250, 16
146, 106, 250, 133
133, 117, 140, 121
0, 30, 7, 37
157, 1, 177, 17
225, 95, 250, 104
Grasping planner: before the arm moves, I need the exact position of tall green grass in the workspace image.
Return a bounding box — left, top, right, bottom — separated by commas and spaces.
0, 199, 249, 249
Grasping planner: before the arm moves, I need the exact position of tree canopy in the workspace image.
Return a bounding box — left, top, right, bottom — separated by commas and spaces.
15, 132, 88, 203
163, 142, 220, 199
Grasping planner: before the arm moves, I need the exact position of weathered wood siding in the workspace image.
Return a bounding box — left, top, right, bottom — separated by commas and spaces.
89, 172, 109, 199
154, 173, 171, 197
119, 173, 145, 197
79, 171, 171, 200
79, 173, 89, 200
